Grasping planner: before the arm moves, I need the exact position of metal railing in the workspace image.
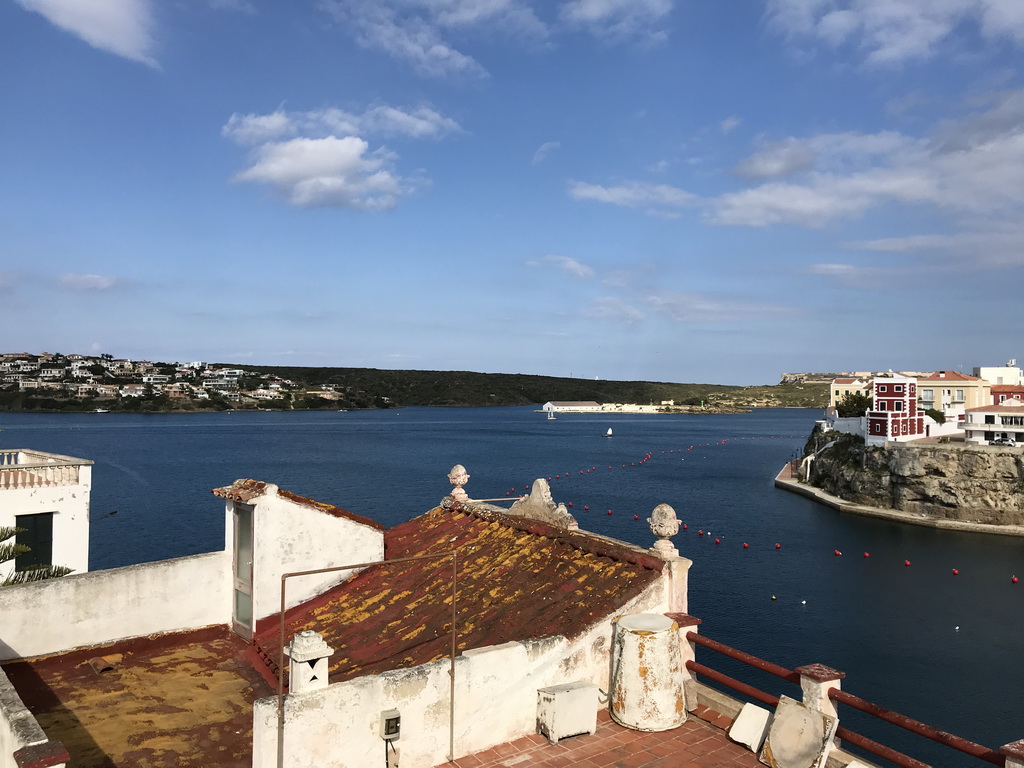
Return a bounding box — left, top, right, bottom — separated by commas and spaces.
684, 630, 1005, 768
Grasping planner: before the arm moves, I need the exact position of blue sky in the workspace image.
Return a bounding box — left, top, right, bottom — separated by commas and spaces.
3, 0, 1024, 384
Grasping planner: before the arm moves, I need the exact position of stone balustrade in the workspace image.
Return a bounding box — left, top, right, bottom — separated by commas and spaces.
0, 451, 91, 490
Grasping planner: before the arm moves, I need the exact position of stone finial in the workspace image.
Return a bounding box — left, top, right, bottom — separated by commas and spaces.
447, 464, 470, 503
508, 478, 579, 530
648, 503, 680, 557
285, 630, 334, 694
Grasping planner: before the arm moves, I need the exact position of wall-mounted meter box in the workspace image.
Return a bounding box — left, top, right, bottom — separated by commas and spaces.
380, 709, 401, 741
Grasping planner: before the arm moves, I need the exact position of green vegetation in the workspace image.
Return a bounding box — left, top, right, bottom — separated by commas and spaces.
925, 407, 945, 424
0, 526, 73, 586
835, 391, 873, 417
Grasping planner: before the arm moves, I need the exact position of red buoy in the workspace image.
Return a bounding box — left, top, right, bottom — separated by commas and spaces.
715, 538, 721, 544
952, 569, 959, 575
633, 515, 639, 520
1013, 576, 1019, 584
607, 510, 613, 515
698, 530, 704, 536
743, 542, 749, 549
775, 543, 781, 550
863, 552, 870, 558
904, 560, 911, 567
834, 549, 842, 556
584, 506, 589, 511
567, 502, 573, 507
682, 524, 688, 530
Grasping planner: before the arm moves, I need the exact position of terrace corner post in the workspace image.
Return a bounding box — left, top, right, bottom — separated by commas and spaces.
796, 663, 845, 744
1001, 739, 1024, 768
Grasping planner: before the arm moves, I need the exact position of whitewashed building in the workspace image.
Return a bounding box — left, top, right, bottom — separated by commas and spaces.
0, 449, 92, 582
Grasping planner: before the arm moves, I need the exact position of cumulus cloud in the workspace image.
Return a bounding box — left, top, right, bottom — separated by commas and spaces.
532, 141, 561, 165
321, 0, 546, 78
58, 273, 117, 291
233, 136, 408, 210
224, 104, 459, 209
568, 180, 696, 216
709, 91, 1024, 227
560, 0, 674, 44
528, 254, 594, 279
15, 0, 157, 66
765, 0, 1024, 65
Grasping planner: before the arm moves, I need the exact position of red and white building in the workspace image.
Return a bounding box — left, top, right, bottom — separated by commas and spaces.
866, 375, 926, 446
990, 385, 1024, 406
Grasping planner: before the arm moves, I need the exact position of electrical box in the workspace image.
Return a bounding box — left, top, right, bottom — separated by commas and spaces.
380, 709, 401, 741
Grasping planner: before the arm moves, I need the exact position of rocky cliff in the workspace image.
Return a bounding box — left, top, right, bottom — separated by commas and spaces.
806, 433, 1024, 526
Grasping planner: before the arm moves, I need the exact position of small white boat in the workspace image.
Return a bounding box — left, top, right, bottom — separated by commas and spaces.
605, 428, 613, 437
93, 408, 110, 413
547, 411, 557, 420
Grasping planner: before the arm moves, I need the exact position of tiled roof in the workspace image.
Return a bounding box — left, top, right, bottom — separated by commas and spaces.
918, 370, 984, 382
992, 385, 1024, 392
252, 505, 664, 684
212, 479, 385, 531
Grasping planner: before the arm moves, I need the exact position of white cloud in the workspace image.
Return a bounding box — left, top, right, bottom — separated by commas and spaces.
233, 137, 408, 210
644, 291, 791, 323
712, 92, 1024, 228
58, 273, 117, 291
846, 226, 1024, 269
321, 0, 545, 79
734, 139, 816, 178
585, 296, 645, 323
560, 0, 673, 43
532, 141, 561, 165
766, 0, 1024, 65
223, 106, 461, 146
224, 104, 459, 210
15, 0, 157, 66
568, 180, 696, 215
528, 254, 594, 279
720, 116, 742, 135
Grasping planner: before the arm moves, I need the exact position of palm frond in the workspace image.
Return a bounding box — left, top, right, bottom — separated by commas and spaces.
2, 564, 75, 586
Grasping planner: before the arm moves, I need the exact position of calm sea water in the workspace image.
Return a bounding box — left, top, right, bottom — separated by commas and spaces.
2, 407, 1021, 765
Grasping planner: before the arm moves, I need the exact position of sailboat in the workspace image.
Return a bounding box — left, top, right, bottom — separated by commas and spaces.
605, 427, 613, 437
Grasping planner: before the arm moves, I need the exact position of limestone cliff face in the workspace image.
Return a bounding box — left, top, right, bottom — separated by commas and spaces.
807, 435, 1024, 525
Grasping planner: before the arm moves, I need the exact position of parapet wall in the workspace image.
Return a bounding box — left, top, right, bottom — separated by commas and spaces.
0, 551, 231, 661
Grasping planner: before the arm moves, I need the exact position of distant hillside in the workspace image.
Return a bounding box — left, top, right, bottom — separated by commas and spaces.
225, 364, 829, 410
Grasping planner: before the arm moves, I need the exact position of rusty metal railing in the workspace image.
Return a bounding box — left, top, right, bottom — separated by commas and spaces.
684, 630, 1004, 768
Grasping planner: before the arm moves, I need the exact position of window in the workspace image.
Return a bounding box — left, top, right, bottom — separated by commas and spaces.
956, 389, 965, 402
878, 385, 887, 393
895, 401, 903, 411
14, 512, 54, 570
835, 390, 840, 396
922, 389, 933, 400
1001, 395, 1007, 403
985, 415, 995, 424
894, 385, 903, 393
877, 401, 886, 411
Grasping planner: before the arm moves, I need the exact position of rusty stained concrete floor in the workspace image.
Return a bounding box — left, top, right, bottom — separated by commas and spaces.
2, 625, 273, 768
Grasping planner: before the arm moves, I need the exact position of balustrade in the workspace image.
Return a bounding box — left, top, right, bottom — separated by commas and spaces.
0, 450, 86, 489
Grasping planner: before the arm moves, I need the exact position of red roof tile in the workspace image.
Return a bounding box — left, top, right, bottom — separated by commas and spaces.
252, 505, 664, 685
917, 371, 984, 382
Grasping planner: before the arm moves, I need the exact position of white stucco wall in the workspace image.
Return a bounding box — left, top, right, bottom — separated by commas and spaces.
0, 551, 230, 661
0, 464, 91, 580
0, 666, 49, 768
252, 573, 671, 768
236, 491, 385, 622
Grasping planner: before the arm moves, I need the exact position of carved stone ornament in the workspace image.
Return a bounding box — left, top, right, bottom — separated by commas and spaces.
648, 503, 680, 557
448, 464, 470, 502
